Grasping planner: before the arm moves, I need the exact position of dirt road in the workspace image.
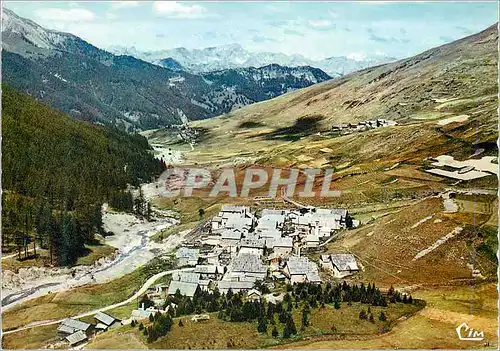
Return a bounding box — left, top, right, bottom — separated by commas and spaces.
2, 267, 193, 335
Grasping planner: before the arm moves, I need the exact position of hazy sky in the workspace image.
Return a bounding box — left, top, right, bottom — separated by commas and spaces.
4, 1, 498, 60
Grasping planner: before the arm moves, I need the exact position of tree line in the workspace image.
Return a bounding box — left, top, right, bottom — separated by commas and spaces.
2, 85, 165, 265
132, 281, 412, 342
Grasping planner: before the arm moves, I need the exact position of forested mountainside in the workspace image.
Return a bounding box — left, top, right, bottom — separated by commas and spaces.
2, 85, 165, 265
2, 8, 331, 130
202, 64, 331, 102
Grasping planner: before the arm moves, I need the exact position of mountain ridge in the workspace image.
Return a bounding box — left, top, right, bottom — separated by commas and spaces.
108, 43, 396, 77
185, 22, 497, 152
1, 8, 332, 130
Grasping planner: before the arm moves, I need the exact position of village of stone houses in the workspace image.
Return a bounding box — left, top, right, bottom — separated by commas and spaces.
2, 3, 498, 349
46, 204, 422, 349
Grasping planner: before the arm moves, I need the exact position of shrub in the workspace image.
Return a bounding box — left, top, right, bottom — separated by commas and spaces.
379, 311, 387, 321
272, 326, 279, 338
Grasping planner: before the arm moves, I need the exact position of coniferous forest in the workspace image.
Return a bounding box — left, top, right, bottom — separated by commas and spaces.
2, 85, 166, 265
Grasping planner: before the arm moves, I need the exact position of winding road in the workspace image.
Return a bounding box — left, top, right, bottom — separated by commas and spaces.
2, 267, 194, 335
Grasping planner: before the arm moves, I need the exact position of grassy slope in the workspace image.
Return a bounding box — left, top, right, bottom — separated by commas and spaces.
321, 196, 497, 287
278, 283, 497, 350
87, 302, 422, 350
1, 243, 116, 273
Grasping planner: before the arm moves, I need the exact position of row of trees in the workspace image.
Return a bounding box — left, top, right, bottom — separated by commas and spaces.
3, 194, 103, 265
134, 281, 412, 342
288, 281, 389, 308
359, 306, 387, 323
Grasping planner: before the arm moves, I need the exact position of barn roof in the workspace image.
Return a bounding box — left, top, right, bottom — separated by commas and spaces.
168, 281, 199, 297
286, 256, 320, 279
175, 272, 201, 283
61, 318, 91, 332
57, 324, 76, 334
95, 323, 109, 330
65, 330, 88, 346
221, 229, 243, 240
194, 264, 219, 274
217, 280, 254, 291
94, 311, 117, 326
231, 253, 267, 273
329, 253, 359, 271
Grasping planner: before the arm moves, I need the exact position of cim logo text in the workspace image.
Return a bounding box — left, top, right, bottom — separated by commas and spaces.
456, 322, 484, 341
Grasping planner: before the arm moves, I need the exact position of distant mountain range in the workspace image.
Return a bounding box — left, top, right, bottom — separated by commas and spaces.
109, 43, 397, 76
1, 8, 331, 130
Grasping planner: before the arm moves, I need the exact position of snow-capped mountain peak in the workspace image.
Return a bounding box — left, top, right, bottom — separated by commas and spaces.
2, 7, 68, 50
109, 43, 397, 76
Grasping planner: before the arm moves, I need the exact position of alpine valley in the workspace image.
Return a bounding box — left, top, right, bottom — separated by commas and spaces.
1, 3, 498, 351
1, 8, 332, 130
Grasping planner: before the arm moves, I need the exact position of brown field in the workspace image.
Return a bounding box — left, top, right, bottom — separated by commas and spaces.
2, 324, 60, 350
322, 196, 496, 286
87, 302, 422, 350
277, 283, 497, 350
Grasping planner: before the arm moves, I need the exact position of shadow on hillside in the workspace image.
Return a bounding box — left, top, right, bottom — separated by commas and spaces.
255, 115, 323, 141
237, 121, 266, 129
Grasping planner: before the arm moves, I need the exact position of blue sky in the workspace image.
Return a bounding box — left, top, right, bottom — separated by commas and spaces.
4, 1, 498, 60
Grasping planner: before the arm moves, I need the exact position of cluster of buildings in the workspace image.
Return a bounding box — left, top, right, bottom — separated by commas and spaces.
162, 123, 199, 146
331, 119, 397, 134
165, 205, 360, 298
54, 205, 361, 343
210, 206, 351, 249
57, 312, 121, 347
